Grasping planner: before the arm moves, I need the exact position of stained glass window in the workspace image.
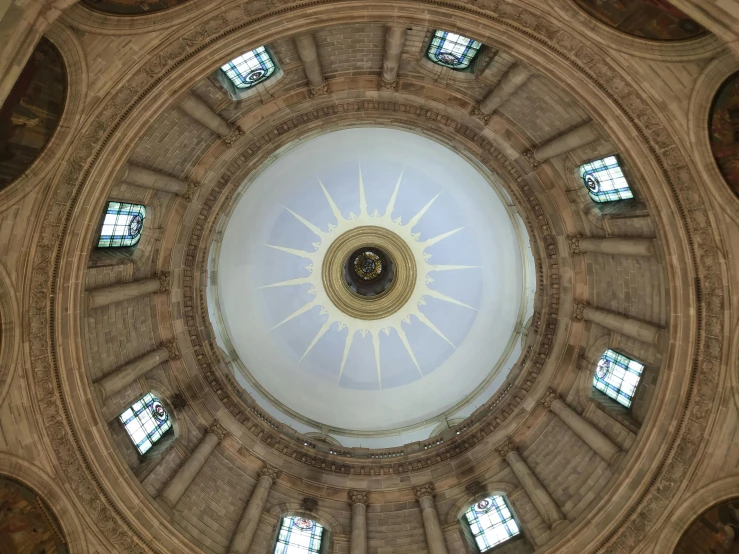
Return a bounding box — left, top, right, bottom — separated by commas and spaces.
274, 516, 324, 554
464, 496, 520, 552
98, 201, 146, 248
593, 349, 644, 408
119, 393, 172, 455
427, 30, 482, 70
579, 156, 634, 203
221, 47, 276, 89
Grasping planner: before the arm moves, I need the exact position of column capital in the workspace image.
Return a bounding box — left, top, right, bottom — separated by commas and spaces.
156, 272, 170, 293
161, 340, 179, 360
496, 439, 517, 459
413, 482, 435, 500
259, 464, 281, 482
573, 301, 589, 321
180, 180, 199, 202
471, 105, 491, 123
309, 82, 328, 97
379, 76, 398, 91
522, 149, 540, 169
223, 126, 245, 146
208, 421, 227, 442
302, 497, 319, 513
348, 489, 369, 506
567, 234, 583, 254
542, 387, 560, 409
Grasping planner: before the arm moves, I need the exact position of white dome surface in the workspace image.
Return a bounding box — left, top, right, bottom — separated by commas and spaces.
214, 128, 529, 433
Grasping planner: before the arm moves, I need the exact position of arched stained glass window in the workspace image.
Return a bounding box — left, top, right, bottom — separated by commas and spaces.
119, 393, 172, 455
579, 155, 634, 203
98, 201, 146, 248
464, 496, 520, 551
274, 516, 324, 553
221, 47, 276, 89
593, 349, 644, 408
427, 30, 482, 70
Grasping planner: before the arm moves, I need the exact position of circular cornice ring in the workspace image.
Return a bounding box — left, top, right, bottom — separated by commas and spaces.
322, 226, 416, 320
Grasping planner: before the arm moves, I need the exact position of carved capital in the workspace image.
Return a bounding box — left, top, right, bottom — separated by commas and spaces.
522, 149, 540, 169
156, 272, 170, 293
466, 481, 485, 498
259, 464, 281, 482
413, 482, 435, 499
542, 387, 560, 409
379, 76, 398, 91
223, 126, 245, 146
573, 301, 589, 321
472, 105, 491, 123
567, 234, 583, 254
161, 339, 179, 360
496, 440, 517, 459
302, 497, 318, 513
348, 489, 369, 506
309, 82, 328, 97
208, 421, 227, 442
179, 180, 199, 202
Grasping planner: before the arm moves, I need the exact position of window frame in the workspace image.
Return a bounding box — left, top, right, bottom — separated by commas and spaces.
119, 392, 173, 455
593, 349, 644, 409
96, 200, 146, 249
426, 29, 483, 71
578, 154, 635, 203
462, 495, 522, 552
216, 46, 284, 101
273, 515, 326, 554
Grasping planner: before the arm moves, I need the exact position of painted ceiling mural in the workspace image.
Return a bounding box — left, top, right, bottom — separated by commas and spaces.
81, 0, 193, 15
674, 498, 739, 554
572, 0, 707, 41
0, 38, 65, 190
0, 477, 68, 554
710, 72, 739, 199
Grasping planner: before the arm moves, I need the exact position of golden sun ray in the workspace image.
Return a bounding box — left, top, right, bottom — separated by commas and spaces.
300, 320, 333, 362
258, 277, 312, 289
285, 207, 325, 237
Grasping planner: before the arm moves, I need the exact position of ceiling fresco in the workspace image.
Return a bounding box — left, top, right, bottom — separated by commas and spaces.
81, 0, 193, 16
675, 498, 739, 554
710, 72, 739, 199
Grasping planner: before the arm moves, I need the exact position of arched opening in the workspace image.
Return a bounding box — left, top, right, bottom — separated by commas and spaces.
674, 498, 739, 553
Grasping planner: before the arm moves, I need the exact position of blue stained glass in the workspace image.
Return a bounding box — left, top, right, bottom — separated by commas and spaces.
119, 393, 171, 455
464, 496, 520, 551
593, 349, 644, 408
274, 516, 324, 553
221, 47, 276, 89
580, 155, 634, 203
427, 30, 482, 70
98, 201, 146, 248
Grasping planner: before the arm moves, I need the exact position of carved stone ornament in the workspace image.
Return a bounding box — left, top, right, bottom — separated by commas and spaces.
161, 339, 179, 360
573, 301, 589, 321
413, 482, 435, 499
567, 234, 583, 254
169, 393, 187, 411
466, 481, 486, 498
156, 271, 170, 293
379, 76, 398, 91
208, 421, 227, 441
541, 387, 560, 409
348, 489, 369, 506
472, 105, 491, 123
309, 82, 328, 97
223, 126, 245, 146
180, 180, 199, 202
302, 497, 319, 513
259, 465, 281, 482
496, 440, 517, 459
522, 149, 540, 169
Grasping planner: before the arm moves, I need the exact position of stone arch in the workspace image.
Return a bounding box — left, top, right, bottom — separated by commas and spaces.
0, 260, 20, 408
266, 502, 343, 552
0, 20, 87, 205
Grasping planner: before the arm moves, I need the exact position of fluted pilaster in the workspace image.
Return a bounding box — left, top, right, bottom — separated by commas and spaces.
414, 483, 448, 554
474, 64, 531, 122
574, 302, 664, 346
294, 33, 326, 96
87, 273, 168, 309
228, 465, 281, 553
95, 342, 176, 399
567, 235, 656, 257
179, 93, 243, 144
349, 490, 369, 554
524, 121, 600, 167
121, 163, 190, 195
380, 26, 406, 90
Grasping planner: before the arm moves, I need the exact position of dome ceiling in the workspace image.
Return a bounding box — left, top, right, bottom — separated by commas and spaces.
212, 128, 534, 434
81, 0, 192, 15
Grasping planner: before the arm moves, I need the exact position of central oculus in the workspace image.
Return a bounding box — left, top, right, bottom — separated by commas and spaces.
346, 247, 395, 297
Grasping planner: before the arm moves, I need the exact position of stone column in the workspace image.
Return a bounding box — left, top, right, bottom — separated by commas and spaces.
96, 341, 177, 399
380, 25, 406, 90
87, 273, 169, 309
159, 423, 226, 508
474, 64, 531, 122
228, 465, 281, 553
496, 441, 566, 530
568, 235, 656, 257
122, 163, 190, 196
294, 33, 327, 96
348, 490, 368, 554
574, 303, 663, 346
524, 121, 600, 167
414, 483, 448, 554
543, 389, 622, 465
179, 93, 243, 144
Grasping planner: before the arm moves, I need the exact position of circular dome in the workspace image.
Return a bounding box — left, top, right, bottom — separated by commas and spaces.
212, 128, 533, 435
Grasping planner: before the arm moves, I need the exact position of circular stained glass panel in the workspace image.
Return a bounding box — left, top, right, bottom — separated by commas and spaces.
584, 173, 600, 193
438, 52, 461, 66
247, 68, 266, 82
292, 517, 315, 531
151, 400, 168, 423
474, 498, 493, 514
353, 251, 383, 281
129, 214, 144, 237
596, 358, 611, 379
